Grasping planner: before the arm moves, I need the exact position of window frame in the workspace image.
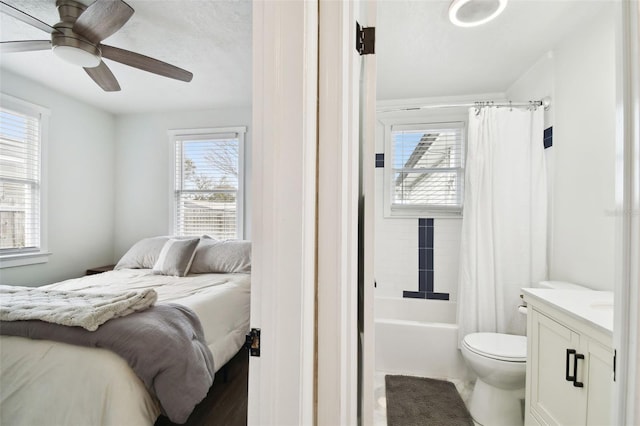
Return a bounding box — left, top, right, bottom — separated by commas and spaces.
0, 93, 50, 268
169, 126, 246, 239
382, 116, 466, 218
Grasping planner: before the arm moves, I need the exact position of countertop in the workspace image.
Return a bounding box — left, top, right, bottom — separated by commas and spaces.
521, 288, 614, 336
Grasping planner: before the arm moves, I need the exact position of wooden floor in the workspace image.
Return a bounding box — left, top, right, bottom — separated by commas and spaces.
155, 348, 248, 426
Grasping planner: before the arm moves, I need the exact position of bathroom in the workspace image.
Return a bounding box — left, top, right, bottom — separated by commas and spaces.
372, 0, 618, 424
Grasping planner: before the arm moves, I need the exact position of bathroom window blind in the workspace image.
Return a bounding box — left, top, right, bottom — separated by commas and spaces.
389, 122, 465, 212
0, 104, 42, 253
172, 128, 245, 240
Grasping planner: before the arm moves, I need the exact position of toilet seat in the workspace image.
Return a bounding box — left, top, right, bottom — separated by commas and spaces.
463, 332, 527, 362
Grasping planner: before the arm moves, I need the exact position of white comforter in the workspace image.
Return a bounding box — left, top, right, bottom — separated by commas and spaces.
0, 269, 251, 426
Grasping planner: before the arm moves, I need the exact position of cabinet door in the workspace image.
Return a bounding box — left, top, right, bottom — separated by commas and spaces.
528, 310, 587, 426
584, 339, 613, 426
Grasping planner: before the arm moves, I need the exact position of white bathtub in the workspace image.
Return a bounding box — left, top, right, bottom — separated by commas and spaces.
374, 296, 471, 380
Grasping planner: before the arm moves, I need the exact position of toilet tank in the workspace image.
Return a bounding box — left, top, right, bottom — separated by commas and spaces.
537, 280, 590, 291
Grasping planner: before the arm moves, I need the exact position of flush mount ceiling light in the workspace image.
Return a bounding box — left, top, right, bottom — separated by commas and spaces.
449, 0, 508, 27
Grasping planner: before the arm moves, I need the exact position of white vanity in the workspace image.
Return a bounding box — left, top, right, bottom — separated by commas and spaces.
522, 288, 614, 426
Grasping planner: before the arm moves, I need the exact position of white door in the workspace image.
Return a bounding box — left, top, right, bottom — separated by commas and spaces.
249, 0, 378, 424
315, 1, 377, 424
357, 2, 377, 425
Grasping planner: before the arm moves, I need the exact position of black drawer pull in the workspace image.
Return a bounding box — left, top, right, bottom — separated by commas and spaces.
566, 349, 576, 381
573, 353, 585, 387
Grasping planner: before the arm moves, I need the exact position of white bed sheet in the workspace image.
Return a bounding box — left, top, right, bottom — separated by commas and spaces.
0, 269, 250, 426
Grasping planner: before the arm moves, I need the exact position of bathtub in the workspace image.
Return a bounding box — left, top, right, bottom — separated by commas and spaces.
375, 296, 471, 380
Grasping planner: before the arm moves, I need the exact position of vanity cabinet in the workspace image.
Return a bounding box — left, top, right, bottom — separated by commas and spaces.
523, 289, 614, 426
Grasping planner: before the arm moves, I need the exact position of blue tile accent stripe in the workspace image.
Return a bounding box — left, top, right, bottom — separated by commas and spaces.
427, 292, 449, 300
375, 153, 385, 168
403, 291, 449, 300
544, 126, 553, 149
404, 218, 449, 301
403, 291, 426, 299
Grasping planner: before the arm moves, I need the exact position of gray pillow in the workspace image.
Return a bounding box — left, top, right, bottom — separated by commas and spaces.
114, 236, 171, 270
152, 238, 200, 277
190, 239, 251, 274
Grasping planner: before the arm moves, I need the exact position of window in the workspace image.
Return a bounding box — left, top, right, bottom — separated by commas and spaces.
171, 127, 246, 239
384, 121, 465, 217
0, 94, 49, 267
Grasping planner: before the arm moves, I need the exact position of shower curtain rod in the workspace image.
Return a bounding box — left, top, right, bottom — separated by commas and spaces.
378, 97, 551, 113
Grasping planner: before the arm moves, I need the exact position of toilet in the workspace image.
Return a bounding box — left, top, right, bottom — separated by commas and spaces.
460, 281, 589, 426
461, 332, 527, 426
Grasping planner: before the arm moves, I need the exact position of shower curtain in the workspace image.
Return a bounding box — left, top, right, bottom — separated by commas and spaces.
457, 106, 547, 342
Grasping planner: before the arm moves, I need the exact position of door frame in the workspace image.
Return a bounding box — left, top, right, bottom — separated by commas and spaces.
248, 1, 318, 424
316, 0, 359, 424
613, 1, 640, 424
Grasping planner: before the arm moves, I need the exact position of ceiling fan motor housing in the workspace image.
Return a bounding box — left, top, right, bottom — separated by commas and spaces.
51, 0, 102, 66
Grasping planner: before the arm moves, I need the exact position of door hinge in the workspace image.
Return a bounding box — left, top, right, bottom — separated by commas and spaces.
356, 22, 375, 56
245, 328, 261, 357
613, 349, 617, 381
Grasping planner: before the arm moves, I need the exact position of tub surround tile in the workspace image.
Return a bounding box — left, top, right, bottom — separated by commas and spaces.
426, 292, 450, 300
403, 290, 427, 299
404, 218, 450, 301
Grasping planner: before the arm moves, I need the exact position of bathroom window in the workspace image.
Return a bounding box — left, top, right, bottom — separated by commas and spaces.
383, 121, 465, 217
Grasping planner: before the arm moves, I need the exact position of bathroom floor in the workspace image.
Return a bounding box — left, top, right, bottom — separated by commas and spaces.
373, 371, 476, 426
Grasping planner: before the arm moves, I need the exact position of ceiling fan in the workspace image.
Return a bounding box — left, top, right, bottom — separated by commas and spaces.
0, 0, 193, 92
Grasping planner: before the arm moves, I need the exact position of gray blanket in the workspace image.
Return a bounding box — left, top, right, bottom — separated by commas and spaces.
0, 303, 214, 424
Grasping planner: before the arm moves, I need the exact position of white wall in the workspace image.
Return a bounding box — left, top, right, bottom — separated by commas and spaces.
508, 5, 616, 291
113, 108, 252, 259
0, 70, 116, 286
548, 5, 616, 290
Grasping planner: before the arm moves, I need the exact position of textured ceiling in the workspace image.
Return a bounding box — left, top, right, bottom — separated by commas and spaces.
0, 0, 252, 114
1, 0, 610, 113
376, 0, 610, 101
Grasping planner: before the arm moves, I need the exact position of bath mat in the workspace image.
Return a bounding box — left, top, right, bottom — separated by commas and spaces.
385, 375, 474, 426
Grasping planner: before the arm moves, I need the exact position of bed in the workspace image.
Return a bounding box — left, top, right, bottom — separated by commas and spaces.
0, 236, 251, 426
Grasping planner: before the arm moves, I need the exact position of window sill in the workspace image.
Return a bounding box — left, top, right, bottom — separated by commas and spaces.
0, 251, 52, 269
385, 207, 463, 219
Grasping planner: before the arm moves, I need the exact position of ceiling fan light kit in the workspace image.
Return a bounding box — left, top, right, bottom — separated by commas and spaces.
0, 0, 194, 91
52, 43, 100, 67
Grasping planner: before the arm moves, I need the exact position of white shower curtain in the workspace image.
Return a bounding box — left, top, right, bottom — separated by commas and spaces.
457, 106, 547, 342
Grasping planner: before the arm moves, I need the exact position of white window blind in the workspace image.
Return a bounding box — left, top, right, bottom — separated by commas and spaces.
0, 104, 42, 254
173, 128, 245, 240
389, 122, 465, 213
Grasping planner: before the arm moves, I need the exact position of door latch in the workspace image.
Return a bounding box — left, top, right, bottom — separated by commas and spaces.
245, 328, 261, 357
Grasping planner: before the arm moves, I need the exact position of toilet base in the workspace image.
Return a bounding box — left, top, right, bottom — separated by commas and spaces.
467, 378, 524, 426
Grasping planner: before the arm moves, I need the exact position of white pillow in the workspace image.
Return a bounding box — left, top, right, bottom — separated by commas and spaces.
151, 238, 200, 277
190, 239, 251, 274
114, 236, 171, 270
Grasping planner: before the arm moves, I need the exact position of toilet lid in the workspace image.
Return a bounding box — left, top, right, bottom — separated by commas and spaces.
463, 333, 527, 362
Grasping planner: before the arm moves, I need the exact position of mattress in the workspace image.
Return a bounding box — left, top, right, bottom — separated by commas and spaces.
0, 269, 251, 426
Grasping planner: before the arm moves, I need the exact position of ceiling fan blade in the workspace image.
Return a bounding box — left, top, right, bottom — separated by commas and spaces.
0, 1, 60, 34
0, 40, 51, 53
84, 61, 121, 92
101, 45, 193, 82
73, 0, 134, 44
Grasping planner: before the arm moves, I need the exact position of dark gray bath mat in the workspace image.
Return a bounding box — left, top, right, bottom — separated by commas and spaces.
385, 375, 474, 426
